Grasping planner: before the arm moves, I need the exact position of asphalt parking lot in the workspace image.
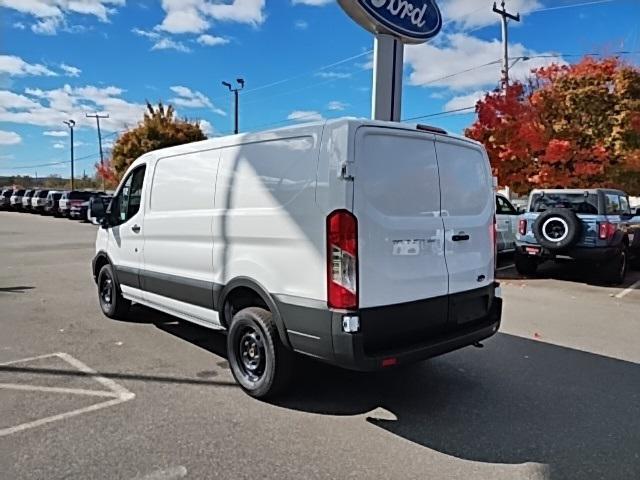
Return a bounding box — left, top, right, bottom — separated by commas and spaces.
1, 211, 639, 480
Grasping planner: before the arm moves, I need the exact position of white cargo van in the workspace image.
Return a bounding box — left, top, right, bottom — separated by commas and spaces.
93, 118, 502, 398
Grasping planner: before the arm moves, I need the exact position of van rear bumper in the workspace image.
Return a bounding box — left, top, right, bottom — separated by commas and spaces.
275, 286, 502, 372
331, 297, 502, 372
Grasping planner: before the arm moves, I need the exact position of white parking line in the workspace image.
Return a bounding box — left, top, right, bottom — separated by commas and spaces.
0, 352, 135, 437
0, 383, 119, 398
496, 264, 516, 271
615, 279, 640, 299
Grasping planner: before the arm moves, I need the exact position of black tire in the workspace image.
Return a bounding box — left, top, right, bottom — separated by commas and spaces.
515, 253, 539, 276
602, 247, 628, 285
97, 264, 131, 319
532, 208, 582, 250
227, 307, 293, 399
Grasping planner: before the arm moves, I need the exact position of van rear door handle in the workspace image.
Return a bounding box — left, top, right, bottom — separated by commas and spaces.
131, 224, 141, 234
452, 234, 470, 242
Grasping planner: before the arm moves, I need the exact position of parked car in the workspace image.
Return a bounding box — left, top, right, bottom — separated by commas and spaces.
59, 191, 102, 217
0, 188, 13, 209
496, 194, 519, 253
69, 192, 105, 220
21, 190, 35, 210
92, 118, 502, 399
516, 188, 640, 284
43, 191, 63, 215
87, 195, 112, 225
31, 189, 50, 212
10, 189, 25, 209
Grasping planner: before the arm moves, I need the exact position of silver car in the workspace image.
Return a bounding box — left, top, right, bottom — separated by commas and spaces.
496, 194, 520, 253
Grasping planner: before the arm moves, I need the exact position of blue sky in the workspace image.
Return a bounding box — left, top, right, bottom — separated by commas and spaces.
1, 0, 639, 177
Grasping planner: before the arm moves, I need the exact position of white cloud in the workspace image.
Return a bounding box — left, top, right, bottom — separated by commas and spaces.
13, 22, 26, 30
60, 64, 81, 77
439, 0, 542, 30
43, 130, 68, 137
443, 90, 487, 112
153, 0, 266, 36
197, 34, 230, 46
52, 141, 65, 149
0, 0, 125, 35
0, 130, 22, 145
133, 28, 192, 52
327, 101, 348, 111
0, 55, 57, 77
287, 110, 324, 122
405, 33, 564, 91
151, 37, 191, 53
170, 86, 226, 115
199, 119, 215, 136
294, 19, 308, 30
315, 71, 352, 79
292, 0, 332, 5
0, 84, 146, 132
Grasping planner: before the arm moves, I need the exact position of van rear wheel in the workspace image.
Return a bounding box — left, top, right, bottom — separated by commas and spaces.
97, 264, 131, 319
227, 307, 293, 399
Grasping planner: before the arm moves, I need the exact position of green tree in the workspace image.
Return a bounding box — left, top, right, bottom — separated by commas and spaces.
103, 102, 207, 179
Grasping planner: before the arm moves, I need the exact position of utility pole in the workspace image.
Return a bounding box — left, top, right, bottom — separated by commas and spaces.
222, 78, 245, 134
493, 1, 520, 91
86, 113, 109, 191
63, 119, 76, 190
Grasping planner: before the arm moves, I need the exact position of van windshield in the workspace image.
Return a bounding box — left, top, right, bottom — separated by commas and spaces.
530, 193, 599, 214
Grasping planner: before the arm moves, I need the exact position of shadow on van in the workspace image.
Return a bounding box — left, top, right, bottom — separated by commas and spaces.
146, 310, 639, 480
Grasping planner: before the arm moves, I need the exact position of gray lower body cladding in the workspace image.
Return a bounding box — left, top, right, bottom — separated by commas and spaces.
275, 284, 502, 371
95, 255, 501, 371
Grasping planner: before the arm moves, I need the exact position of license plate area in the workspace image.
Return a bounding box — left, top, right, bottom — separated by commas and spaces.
526, 246, 541, 256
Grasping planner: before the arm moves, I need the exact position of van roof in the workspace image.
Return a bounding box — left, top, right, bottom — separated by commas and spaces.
137, 117, 481, 162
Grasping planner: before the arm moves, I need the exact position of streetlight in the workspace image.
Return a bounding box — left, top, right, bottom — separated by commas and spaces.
63, 119, 76, 190
222, 78, 245, 135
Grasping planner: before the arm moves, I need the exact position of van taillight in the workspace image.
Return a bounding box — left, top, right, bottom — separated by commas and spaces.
327, 210, 358, 310
599, 222, 616, 240
518, 219, 527, 236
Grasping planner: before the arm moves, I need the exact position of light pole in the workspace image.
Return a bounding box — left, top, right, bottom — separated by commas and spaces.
222, 78, 245, 134
63, 119, 76, 190
86, 113, 109, 191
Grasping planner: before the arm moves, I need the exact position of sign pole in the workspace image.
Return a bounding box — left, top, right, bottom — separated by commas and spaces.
372, 34, 404, 122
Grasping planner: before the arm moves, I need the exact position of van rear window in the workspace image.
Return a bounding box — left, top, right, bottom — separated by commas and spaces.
530, 193, 598, 214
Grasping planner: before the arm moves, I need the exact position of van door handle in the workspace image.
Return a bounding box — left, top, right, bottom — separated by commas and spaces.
452, 234, 470, 242
131, 224, 141, 234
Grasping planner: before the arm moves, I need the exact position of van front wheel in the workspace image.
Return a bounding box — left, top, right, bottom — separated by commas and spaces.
227, 307, 293, 399
97, 264, 130, 319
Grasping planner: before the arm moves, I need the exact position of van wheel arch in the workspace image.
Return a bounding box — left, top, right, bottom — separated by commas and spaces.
218, 278, 292, 350
93, 251, 116, 285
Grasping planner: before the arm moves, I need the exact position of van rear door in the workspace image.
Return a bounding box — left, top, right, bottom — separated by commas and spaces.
353, 127, 448, 310
435, 138, 495, 300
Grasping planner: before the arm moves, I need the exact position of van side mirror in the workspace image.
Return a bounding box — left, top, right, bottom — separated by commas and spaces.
517, 206, 526, 215
100, 215, 111, 229
636, 208, 640, 216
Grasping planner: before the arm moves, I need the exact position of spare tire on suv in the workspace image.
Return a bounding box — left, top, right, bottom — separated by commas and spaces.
532, 208, 582, 250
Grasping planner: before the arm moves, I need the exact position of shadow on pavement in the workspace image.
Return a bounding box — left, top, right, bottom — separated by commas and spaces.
112, 306, 640, 479
0, 286, 34, 294
274, 333, 640, 480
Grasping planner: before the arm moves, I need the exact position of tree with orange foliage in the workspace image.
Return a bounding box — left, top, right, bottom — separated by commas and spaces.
97, 102, 207, 183
466, 57, 640, 194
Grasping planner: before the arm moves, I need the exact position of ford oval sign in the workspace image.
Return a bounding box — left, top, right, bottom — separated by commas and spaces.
338, 0, 442, 44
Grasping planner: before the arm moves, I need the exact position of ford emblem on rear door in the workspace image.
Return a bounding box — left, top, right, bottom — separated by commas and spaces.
338, 0, 442, 44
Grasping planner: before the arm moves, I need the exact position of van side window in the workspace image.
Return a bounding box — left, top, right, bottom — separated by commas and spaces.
110, 165, 146, 225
